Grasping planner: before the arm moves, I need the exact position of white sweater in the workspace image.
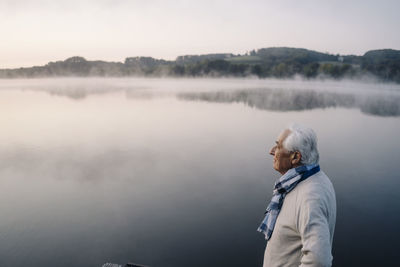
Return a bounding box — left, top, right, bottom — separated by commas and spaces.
263, 171, 336, 267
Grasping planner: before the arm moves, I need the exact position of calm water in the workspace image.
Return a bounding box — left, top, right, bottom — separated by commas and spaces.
0, 78, 399, 267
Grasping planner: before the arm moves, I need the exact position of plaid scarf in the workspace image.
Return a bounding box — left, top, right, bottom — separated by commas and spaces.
257, 164, 320, 240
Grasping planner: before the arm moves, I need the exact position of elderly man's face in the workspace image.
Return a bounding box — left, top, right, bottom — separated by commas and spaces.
269, 129, 293, 175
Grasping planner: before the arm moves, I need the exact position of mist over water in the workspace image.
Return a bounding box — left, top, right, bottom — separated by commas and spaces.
0, 78, 399, 267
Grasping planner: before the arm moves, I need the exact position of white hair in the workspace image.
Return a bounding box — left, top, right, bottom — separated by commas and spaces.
282, 123, 319, 165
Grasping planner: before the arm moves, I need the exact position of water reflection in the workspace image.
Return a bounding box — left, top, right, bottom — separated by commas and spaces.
2, 78, 400, 116
40, 86, 400, 117
360, 95, 400, 116
177, 88, 400, 117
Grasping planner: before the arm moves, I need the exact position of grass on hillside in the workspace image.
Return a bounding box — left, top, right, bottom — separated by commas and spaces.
225, 55, 262, 64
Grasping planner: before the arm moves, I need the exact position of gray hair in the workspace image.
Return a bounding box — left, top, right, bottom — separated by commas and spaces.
282, 123, 319, 165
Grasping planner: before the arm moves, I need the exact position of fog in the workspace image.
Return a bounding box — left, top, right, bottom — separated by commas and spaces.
2, 77, 399, 116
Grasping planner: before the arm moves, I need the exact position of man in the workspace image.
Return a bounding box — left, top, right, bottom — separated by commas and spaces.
258, 124, 336, 267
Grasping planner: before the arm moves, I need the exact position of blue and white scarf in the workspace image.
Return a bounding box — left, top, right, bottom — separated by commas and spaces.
257, 164, 320, 240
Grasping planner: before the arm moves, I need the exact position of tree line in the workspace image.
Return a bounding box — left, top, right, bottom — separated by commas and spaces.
1, 47, 399, 83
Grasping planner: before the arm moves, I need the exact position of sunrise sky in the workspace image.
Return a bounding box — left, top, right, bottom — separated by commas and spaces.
1, 0, 399, 68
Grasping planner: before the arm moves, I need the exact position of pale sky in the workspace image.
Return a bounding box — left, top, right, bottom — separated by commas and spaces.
0, 0, 399, 68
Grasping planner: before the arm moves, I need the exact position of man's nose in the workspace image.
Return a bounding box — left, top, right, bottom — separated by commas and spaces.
269, 146, 276, 156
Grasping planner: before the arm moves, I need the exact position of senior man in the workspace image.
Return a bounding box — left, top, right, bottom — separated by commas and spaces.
258, 124, 336, 267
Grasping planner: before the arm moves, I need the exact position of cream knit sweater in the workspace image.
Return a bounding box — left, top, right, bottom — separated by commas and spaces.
263, 171, 336, 267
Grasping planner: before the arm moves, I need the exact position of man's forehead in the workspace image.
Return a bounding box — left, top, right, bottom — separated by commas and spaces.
277, 129, 291, 143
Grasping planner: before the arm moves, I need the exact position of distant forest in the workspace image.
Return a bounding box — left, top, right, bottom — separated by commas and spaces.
1, 47, 400, 83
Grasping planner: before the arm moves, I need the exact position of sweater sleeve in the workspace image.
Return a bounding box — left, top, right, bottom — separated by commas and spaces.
297, 193, 333, 267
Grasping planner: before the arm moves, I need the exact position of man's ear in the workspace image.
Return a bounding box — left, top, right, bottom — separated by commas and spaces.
291, 151, 302, 165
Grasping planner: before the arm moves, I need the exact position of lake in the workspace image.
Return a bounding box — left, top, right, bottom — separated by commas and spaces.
0, 78, 399, 267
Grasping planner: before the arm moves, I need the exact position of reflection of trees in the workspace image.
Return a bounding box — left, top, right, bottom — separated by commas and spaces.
28, 84, 148, 100
178, 89, 400, 117
178, 89, 356, 111
360, 96, 400, 116
46, 87, 89, 100
15, 80, 400, 117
